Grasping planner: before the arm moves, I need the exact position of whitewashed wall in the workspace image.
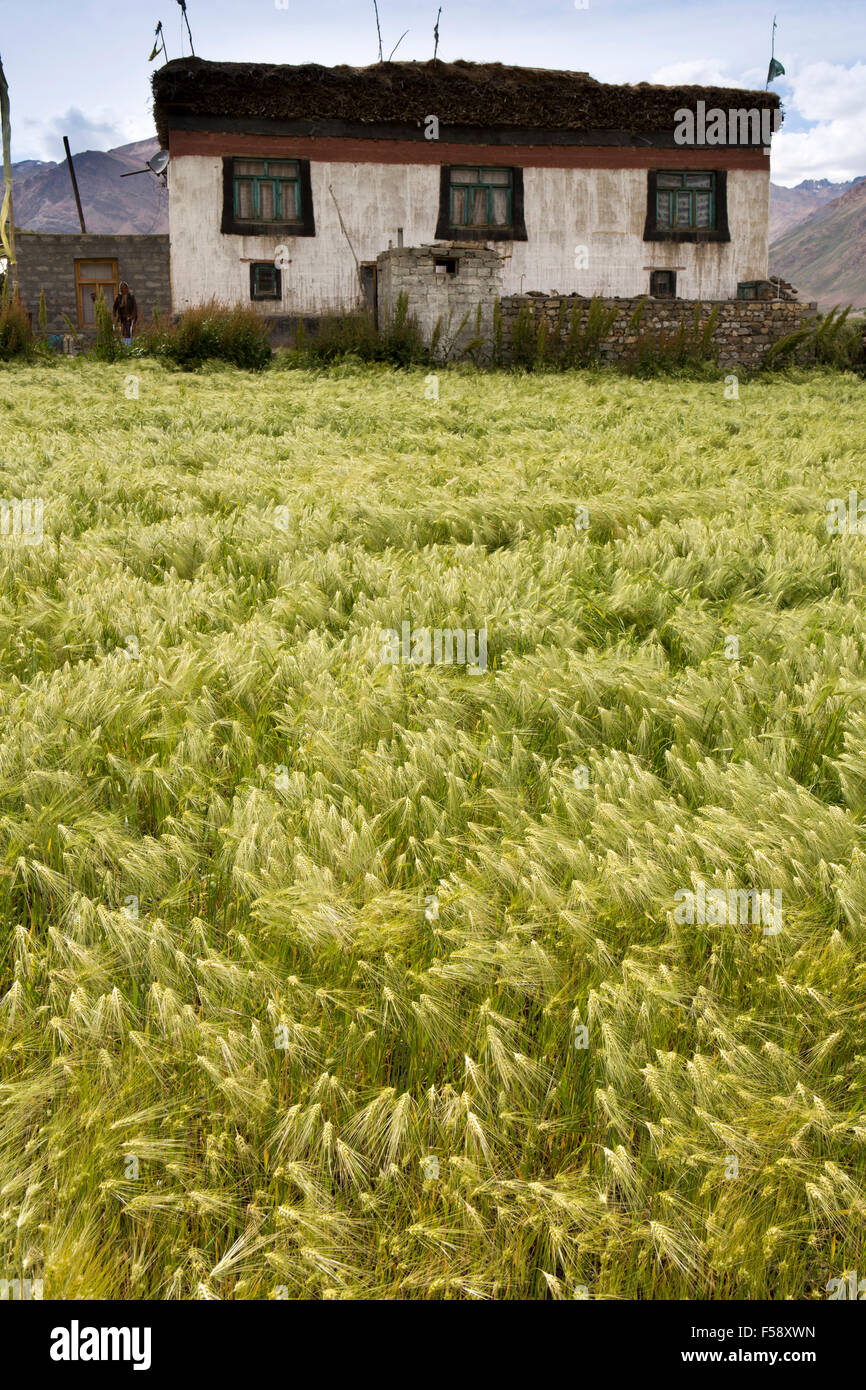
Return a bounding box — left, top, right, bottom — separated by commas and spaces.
167, 155, 770, 313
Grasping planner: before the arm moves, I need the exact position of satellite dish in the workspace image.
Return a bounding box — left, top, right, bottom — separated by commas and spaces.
120, 151, 169, 181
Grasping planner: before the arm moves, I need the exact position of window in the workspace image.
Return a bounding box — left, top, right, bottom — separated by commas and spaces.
450, 168, 512, 229
435, 166, 527, 242
656, 171, 715, 230
221, 157, 315, 237
738, 281, 760, 300
650, 270, 677, 299
234, 160, 300, 222
250, 262, 282, 301
644, 170, 729, 243
74, 258, 118, 329
434, 256, 458, 275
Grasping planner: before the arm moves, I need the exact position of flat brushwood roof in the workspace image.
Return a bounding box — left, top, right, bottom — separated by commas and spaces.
152, 57, 780, 147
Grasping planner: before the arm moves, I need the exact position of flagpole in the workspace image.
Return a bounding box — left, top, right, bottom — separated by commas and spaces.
766, 15, 776, 90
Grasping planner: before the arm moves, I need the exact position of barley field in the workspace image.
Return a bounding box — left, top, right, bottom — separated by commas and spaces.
1, 358, 865, 1300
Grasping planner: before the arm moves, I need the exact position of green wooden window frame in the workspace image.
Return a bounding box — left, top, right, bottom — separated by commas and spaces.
738, 281, 760, 300
650, 270, 677, 299
233, 159, 302, 223
250, 262, 281, 300
655, 171, 716, 231
448, 167, 513, 229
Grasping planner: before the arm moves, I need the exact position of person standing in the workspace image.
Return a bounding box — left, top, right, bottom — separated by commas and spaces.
112, 281, 138, 345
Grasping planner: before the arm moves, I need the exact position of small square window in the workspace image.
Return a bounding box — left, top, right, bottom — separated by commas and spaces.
650, 270, 677, 299
738, 281, 759, 300
250, 262, 281, 301
434, 256, 458, 276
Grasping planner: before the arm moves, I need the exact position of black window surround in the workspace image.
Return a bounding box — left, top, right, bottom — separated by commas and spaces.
435, 166, 527, 242
643, 169, 730, 244
250, 262, 282, 300
650, 269, 677, 299
221, 156, 315, 237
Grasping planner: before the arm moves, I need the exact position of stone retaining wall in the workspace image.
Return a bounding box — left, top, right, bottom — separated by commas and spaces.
499, 294, 818, 369
377, 246, 818, 367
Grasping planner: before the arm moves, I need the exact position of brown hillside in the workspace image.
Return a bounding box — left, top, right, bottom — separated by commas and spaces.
770, 177, 866, 311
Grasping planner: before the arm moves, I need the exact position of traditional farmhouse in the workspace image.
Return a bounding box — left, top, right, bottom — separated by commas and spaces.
151, 58, 802, 360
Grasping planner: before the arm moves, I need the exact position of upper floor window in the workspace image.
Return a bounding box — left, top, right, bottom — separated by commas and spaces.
449, 167, 513, 230
655, 171, 716, 230
221, 156, 315, 237
644, 169, 730, 244
435, 165, 527, 242
233, 159, 301, 222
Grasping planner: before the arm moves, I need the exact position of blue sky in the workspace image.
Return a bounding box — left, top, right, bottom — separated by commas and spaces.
2, 0, 864, 184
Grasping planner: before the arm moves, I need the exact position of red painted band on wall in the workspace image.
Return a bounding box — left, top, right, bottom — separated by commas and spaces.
169, 129, 769, 170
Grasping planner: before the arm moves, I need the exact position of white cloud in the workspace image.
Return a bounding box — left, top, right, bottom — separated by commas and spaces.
19, 106, 143, 162
772, 117, 866, 185
650, 60, 734, 87
787, 62, 866, 122
769, 60, 866, 183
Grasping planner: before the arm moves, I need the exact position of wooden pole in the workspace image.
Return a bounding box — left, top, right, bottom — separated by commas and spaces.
63, 136, 86, 233
765, 15, 776, 90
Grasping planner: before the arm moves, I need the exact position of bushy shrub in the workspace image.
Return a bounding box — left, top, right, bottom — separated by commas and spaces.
509, 302, 538, 370
507, 296, 621, 372
0, 296, 33, 361
560, 297, 619, 369
624, 303, 722, 377
277, 292, 430, 368
287, 308, 382, 364
381, 291, 430, 365
90, 290, 125, 363
155, 300, 273, 371
763, 306, 865, 373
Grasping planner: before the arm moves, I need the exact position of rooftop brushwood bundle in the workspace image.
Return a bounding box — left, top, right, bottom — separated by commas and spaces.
152, 57, 781, 148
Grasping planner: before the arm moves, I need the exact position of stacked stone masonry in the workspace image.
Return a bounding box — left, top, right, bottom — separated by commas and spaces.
499, 294, 818, 369
377, 246, 818, 368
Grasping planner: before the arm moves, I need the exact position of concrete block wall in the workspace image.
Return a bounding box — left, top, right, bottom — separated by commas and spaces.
377, 245, 503, 358
15, 233, 171, 336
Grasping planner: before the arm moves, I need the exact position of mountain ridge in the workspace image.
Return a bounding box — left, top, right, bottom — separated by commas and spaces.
770, 177, 866, 311
11, 137, 167, 235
